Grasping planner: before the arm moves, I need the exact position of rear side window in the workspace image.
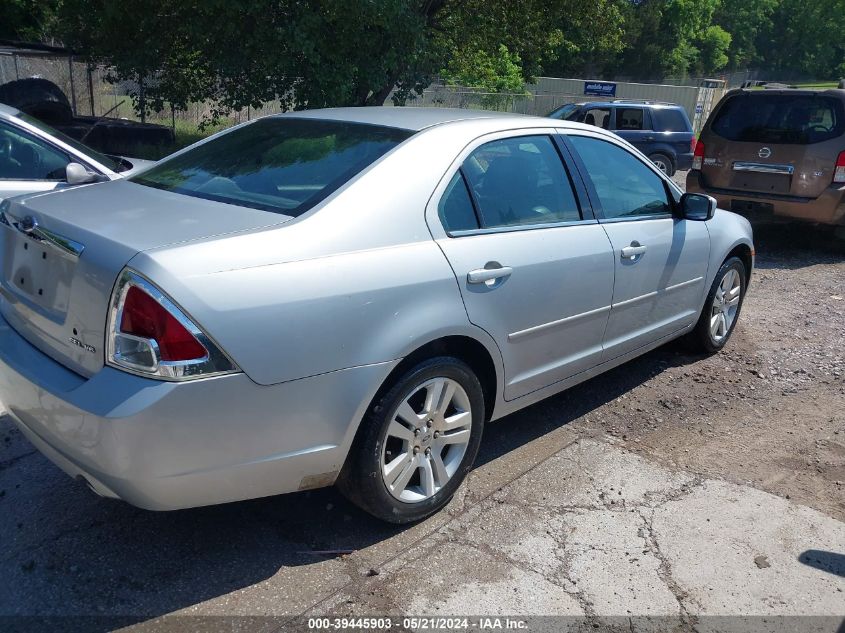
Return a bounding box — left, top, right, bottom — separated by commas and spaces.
133, 118, 413, 216
616, 108, 649, 130
462, 136, 581, 228
438, 172, 479, 232
711, 94, 845, 144
653, 108, 691, 133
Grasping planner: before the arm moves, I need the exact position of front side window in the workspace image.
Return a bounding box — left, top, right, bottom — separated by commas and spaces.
0, 121, 70, 181
461, 136, 581, 229
15, 113, 120, 171
582, 108, 611, 130
133, 118, 413, 216
569, 135, 671, 220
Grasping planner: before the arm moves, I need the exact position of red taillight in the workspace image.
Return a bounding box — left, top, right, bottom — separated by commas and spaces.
835, 151, 845, 184
692, 140, 705, 171
691, 138, 697, 153
120, 286, 207, 361
108, 270, 238, 380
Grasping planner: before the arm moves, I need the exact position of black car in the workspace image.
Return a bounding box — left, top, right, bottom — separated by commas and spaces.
548, 100, 695, 176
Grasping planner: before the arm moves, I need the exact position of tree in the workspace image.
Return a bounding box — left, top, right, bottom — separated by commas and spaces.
712, 0, 777, 70
0, 0, 59, 41
758, 0, 845, 79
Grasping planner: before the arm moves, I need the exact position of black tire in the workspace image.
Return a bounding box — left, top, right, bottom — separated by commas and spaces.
687, 256, 747, 353
337, 356, 485, 524
649, 152, 675, 177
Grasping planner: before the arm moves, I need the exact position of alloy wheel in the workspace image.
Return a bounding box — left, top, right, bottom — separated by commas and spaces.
710, 268, 741, 342
380, 377, 473, 503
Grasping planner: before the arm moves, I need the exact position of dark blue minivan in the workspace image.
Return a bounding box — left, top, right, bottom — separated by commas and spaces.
547, 100, 695, 176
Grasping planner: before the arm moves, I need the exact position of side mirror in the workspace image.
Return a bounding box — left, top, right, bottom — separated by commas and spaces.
65, 162, 100, 185
679, 192, 717, 221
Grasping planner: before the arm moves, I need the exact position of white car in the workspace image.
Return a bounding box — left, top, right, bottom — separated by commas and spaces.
0, 103, 153, 201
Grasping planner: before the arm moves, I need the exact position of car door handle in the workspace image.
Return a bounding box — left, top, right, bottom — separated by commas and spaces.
621, 243, 647, 259
467, 266, 513, 284
643, 136, 655, 141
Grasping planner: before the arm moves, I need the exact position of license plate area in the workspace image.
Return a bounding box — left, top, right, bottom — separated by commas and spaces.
1, 228, 75, 317
729, 172, 791, 194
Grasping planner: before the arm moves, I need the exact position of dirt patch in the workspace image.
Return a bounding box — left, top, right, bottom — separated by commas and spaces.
564, 220, 845, 520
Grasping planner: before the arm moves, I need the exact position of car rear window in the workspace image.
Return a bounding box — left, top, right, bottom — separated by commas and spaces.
652, 108, 691, 133
710, 94, 845, 144
132, 118, 413, 216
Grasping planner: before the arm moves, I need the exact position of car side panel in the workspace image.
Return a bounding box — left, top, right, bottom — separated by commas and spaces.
130, 239, 484, 387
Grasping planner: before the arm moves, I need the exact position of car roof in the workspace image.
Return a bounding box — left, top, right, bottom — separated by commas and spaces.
273, 106, 538, 132
723, 87, 845, 101
576, 100, 683, 110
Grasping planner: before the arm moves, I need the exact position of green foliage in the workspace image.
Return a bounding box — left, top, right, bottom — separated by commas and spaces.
0, 0, 59, 41
759, 0, 845, 79
4, 0, 844, 124
441, 44, 527, 106
713, 0, 778, 69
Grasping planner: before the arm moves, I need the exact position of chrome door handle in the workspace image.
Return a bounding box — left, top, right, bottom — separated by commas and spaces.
621, 244, 647, 259
467, 266, 513, 284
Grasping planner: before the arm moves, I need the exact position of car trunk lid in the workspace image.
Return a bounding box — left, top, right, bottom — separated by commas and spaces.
0, 180, 289, 377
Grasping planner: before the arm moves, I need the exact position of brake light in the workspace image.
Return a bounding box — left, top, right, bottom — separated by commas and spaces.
120, 286, 207, 361
835, 151, 845, 184
107, 270, 238, 380
692, 140, 705, 171
691, 138, 697, 153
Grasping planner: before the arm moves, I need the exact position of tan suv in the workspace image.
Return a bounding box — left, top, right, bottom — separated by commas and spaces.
687, 89, 845, 226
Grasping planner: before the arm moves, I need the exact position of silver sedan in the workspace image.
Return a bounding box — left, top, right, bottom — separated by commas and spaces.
0, 107, 753, 523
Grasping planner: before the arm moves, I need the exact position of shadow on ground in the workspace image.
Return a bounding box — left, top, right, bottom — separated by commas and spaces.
751, 221, 844, 270
799, 550, 845, 578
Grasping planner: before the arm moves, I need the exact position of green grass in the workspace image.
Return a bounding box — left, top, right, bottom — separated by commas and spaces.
792, 81, 840, 89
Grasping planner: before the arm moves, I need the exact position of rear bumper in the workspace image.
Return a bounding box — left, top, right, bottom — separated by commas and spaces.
686, 171, 845, 225
0, 314, 396, 510
675, 152, 694, 172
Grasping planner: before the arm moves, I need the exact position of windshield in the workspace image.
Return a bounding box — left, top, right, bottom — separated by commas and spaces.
711, 94, 845, 144
547, 104, 580, 120
15, 112, 122, 171
132, 118, 413, 216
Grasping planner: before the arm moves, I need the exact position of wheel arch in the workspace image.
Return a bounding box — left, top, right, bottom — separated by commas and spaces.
379, 335, 500, 423
336, 332, 502, 483
725, 242, 753, 286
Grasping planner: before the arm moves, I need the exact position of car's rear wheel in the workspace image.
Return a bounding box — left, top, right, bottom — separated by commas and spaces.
649, 152, 675, 177
687, 256, 747, 353
337, 356, 485, 523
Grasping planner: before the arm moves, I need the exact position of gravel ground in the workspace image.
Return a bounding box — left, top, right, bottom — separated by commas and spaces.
0, 176, 843, 626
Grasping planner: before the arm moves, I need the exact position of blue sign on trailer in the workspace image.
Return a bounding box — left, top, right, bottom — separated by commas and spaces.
584, 81, 617, 97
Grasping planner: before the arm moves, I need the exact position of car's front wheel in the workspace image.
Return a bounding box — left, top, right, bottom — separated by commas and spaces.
338, 357, 485, 523
688, 256, 747, 353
